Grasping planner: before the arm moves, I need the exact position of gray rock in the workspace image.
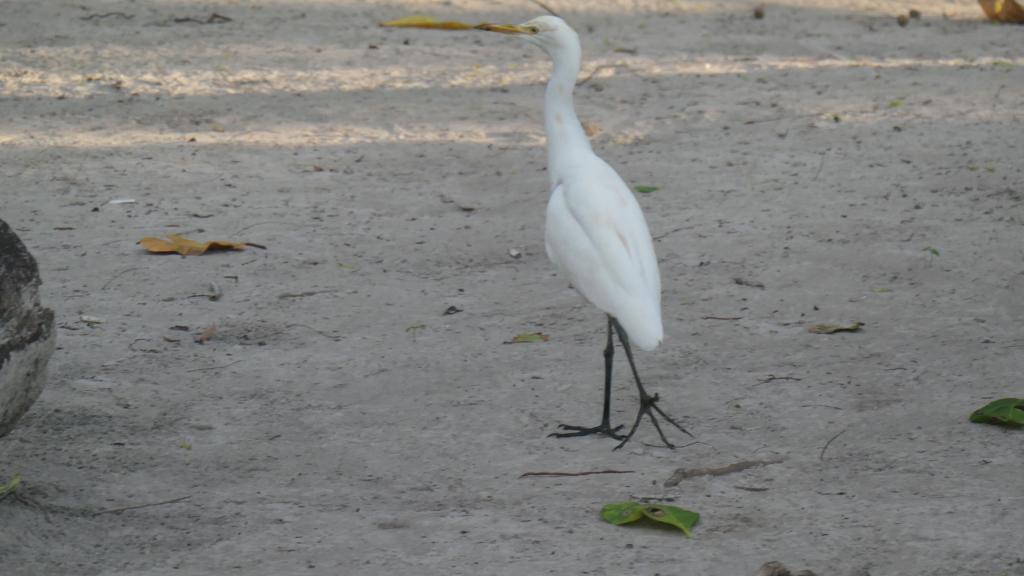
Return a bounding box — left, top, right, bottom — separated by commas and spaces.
0, 218, 55, 437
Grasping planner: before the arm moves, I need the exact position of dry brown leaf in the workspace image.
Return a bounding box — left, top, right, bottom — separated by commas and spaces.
978, 0, 1024, 22
807, 321, 863, 334
379, 16, 476, 30
138, 234, 249, 256
195, 324, 217, 344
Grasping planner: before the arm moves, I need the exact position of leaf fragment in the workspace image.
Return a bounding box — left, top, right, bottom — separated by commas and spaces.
0, 473, 21, 497
138, 234, 249, 256
600, 501, 699, 537
195, 323, 217, 344
504, 332, 549, 344
969, 398, 1024, 427
807, 321, 863, 334
978, 0, 1024, 23
634, 185, 659, 194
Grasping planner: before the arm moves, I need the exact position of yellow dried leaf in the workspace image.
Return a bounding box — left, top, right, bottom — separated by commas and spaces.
380, 16, 476, 30
138, 234, 248, 256
807, 321, 863, 334
978, 0, 1024, 23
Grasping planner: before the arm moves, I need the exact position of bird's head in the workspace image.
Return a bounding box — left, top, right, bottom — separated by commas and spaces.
479, 15, 579, 57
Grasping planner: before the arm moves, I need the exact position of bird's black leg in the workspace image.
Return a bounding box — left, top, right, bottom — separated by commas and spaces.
549, 315, 624, 440
611, 319, 693, 450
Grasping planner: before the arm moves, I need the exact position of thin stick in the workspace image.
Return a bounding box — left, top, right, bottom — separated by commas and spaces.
664, 457, 783, 487
102, 267, 140, 290
93, 495, 191, 516
529, 0, 560, 17
520, 469, 634, 478
702, 315, 743, 321
819, 429, 846, 461
186, 359, 244, 373
757, 374, 802, 384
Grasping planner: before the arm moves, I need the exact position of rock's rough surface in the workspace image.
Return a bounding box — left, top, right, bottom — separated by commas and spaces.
0, 219, 55, 437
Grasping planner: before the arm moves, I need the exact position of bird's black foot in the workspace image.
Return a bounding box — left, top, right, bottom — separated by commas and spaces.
615, 392, 693, 450
549, 423, 624, 440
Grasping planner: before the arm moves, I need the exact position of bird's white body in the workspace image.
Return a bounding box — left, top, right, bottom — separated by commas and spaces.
525, 16, 663, 351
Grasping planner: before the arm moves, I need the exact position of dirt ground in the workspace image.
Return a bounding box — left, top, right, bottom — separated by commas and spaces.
2, 0, 1023, 574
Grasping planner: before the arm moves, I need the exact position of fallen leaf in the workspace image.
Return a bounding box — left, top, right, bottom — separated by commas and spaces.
504, 332, 550, 344
600, 501, 699, 538
969, 398, 1024, 427
634, 185, 659, 194
807, 321, 863, 334
888, 98, 905, 108
379, 15, 476, 29
978, 0, 1024, 22
138, 234, 249, 256
0, 473, 21, 497
195, 324, 217, 344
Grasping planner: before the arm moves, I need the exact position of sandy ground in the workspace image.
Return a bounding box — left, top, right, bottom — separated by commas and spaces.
2, 0, 1023, 574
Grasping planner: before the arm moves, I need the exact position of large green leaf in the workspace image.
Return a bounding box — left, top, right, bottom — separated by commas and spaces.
969, 398, 1024, 428
600, 501, 700, 537
600, 501, 646, 525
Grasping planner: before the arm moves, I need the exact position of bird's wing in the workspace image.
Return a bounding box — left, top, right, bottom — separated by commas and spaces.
545, 158, 661, 335
562, 161, 660, 303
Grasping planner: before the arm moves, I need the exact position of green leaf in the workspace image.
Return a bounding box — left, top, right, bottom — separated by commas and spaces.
600, 501, 646, 525
642, 504, 700, 538
969, 398, 1024, 428
504, 332, 549, 344
634, 185, 659, 194
922, 246, 940, 257
0, 473, 21, 497
600, 501, 700, 537
888, 98, 904, 108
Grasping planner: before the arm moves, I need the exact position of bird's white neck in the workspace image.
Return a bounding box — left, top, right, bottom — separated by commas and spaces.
543, 42, 591, 190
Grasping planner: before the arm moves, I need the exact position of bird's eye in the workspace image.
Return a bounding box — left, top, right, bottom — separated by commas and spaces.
526, 25, 540, 33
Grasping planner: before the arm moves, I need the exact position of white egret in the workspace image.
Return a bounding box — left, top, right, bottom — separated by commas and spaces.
385, 15, 691, 448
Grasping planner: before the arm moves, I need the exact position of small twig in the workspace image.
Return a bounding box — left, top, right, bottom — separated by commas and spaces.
287, 323, 340, 341
813, 149, 829, 181
742, 112, 818, 125
758, 374, 802, 384
653, 225, 687, 242
702, 315, 742, 321
102, 266, 140, 290
819, 428, 846, 461
579, 63, 640, 86
92, 495, 191, 516
734, 485, 770, 492
529, 0, 561, 17
664, 457, 783, 487
230, 221, 301, 236
186, 359, 244, 373
278, 289, 340, 300
800, 403, 842, 410
244, 242, 267, 250
520, 469, 634, 478
81, 12, 133, 20
732, 277, 765, 289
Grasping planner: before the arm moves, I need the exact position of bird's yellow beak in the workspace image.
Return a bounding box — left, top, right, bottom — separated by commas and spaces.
474, 23, 535, 35
380, 16, 536, 35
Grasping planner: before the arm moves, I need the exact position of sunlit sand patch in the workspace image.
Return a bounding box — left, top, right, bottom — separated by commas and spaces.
2, 55, 1018, 100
